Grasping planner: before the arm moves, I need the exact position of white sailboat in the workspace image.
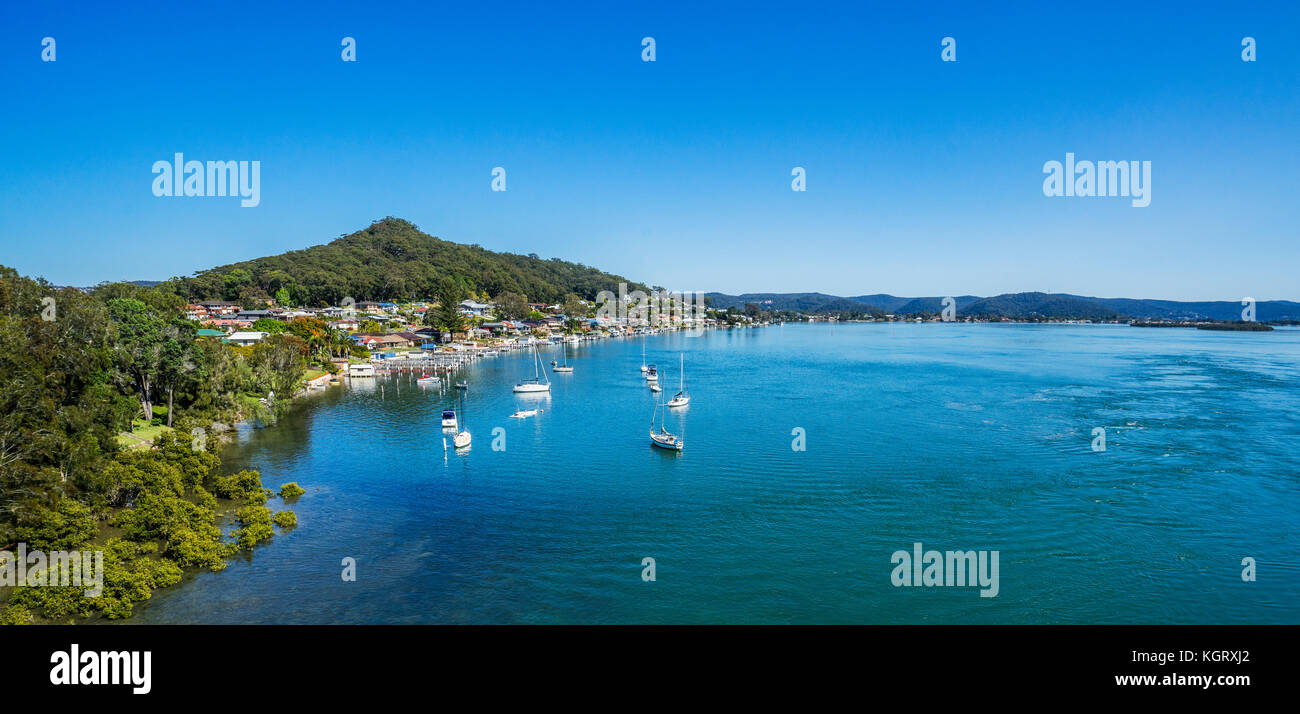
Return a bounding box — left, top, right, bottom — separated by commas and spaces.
513, 343, 551, 393
640, 336, 648, 374
667, 353, 690, 408
649, 390, 683, 451
453, 392, 471, 449
553, 340, 574, 373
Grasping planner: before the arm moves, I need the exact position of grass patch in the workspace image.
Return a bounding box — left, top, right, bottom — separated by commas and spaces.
116, 419, 172, 448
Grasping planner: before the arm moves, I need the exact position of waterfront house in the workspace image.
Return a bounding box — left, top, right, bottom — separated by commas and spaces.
410, 327, 440, 343
353, 333, 412, 350
478, 322, 510, 335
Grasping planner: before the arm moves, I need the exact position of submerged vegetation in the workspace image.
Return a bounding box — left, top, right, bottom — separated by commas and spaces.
0, 266, 305, 623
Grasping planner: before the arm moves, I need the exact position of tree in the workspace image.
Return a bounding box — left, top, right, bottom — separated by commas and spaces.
431, 278, 467, 336
248, 334, 308, 409
286, 317, 330, 362
107, 298, 167, 421
561, 294, 587, 333
251, 318, 287, 334
494, 291, 528, 320
156, 320, 198, 427
221, 269, 253, 301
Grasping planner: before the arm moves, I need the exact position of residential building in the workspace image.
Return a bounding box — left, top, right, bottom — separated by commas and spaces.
225, 331, 269, 346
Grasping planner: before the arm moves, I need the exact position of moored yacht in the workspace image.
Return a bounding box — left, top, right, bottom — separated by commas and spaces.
667, 353, 690, 408
514, 343, 551, 392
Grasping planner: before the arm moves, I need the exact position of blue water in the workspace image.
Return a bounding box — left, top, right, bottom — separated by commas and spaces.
124, 324, 1300, 624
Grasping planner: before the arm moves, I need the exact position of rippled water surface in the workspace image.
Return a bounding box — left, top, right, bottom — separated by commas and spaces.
126, 324, 1300, 624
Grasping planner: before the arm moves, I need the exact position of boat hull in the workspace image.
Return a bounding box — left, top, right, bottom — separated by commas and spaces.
649, 431, 683, 450
513, 383, 550, 393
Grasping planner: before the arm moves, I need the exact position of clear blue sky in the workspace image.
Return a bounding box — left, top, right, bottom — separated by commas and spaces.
1, 0, 1296, 300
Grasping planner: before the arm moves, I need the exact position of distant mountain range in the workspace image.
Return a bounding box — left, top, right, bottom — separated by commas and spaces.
705, 291, 1300, 321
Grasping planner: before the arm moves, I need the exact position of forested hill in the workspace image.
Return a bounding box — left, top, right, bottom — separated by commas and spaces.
173, 218, 649, 307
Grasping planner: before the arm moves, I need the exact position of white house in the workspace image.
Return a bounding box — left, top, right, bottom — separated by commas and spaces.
459, 300, 492, 317
226, 331, 268, 346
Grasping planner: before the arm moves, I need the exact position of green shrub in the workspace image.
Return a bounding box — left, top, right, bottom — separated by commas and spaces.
8, 539, 182, 621
230, 505, 273, 549
279, 482, 305, 499
14, 499, 97, 551
0, 603, 34, 625
210, 469, 269, 504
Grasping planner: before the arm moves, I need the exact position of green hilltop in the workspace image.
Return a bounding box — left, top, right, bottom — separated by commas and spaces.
172, 217, 649, 306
